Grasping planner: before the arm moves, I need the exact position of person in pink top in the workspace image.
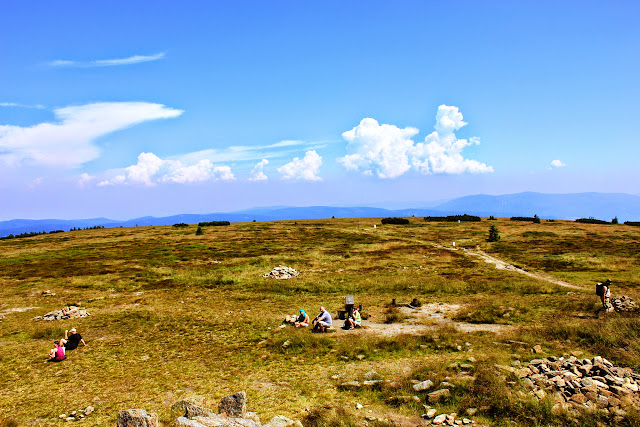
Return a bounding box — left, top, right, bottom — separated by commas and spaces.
47, 340, 66, 362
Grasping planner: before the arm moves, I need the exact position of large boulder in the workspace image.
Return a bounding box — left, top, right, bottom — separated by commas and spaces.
218, 391, 247, 418
117, 409, 158, 427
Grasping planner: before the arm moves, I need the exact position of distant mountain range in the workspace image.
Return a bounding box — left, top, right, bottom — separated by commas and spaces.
2, 192, 639, 238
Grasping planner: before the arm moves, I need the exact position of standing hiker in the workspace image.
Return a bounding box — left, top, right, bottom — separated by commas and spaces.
596, 279, 612, 312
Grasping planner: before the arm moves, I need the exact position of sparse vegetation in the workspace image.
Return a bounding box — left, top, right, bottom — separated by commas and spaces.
1, 217, 639, 425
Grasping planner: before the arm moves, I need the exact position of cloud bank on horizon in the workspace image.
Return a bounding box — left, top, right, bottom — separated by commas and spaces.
339, 105, 493, 178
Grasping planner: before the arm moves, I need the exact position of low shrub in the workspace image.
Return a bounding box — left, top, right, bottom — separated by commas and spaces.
172, 223, 189, 228
198, 221, 231, 226
424, 214, 481, 222
381, 217, 409, 225
575, 217, 609, 225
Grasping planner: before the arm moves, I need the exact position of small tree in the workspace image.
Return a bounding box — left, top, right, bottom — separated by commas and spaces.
195, 226, 204, 236
612, 217, 619, 224
488, 225, 500, 242
533, 214, 541, 224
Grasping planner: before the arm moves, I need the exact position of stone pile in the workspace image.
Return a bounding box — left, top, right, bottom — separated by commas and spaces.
611, 296, 638, 312
423, 411, 476, 426
263, 266, 299, 280
59, 406, 94, 422
33, 306, 90, 321
168, 391, 303, 427
497, 355, 640, 413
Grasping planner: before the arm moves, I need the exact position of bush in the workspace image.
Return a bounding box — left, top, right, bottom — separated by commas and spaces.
533, 214, 541, 224
381, 217, 410, 225
625, 221, 640, 227
172, 223, 189, 228
195, 226, 204, 236
612, 216, 619, 224
488, 215, 497, 220
424, 214, 481, 222
575, 217, 609, 225
510, 216, 539, 222
198, 221, 230, 227
488, 225, 500, 242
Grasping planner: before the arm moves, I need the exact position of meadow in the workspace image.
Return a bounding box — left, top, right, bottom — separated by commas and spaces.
1, 217, 639, 426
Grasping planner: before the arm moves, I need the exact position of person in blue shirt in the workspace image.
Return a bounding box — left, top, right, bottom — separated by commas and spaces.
312, 306, 332, 332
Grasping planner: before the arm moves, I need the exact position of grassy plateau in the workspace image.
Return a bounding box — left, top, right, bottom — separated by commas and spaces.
1, 217, 639, 426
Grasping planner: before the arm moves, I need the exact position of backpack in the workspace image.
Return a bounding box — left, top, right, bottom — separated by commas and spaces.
595, 283, 604, 296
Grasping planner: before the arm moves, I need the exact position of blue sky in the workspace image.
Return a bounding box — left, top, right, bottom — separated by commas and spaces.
1, 1, 639, 219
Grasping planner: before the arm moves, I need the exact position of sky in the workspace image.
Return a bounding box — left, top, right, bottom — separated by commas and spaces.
1, 1, 639, 220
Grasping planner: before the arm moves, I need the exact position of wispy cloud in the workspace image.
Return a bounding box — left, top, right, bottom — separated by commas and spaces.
0, 102, 45, 109
46, 52, 166, 68
0, 102, 183, 168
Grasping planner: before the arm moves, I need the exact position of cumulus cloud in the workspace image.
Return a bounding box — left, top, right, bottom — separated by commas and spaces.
0, 102, 183, 168
339, 118, 418, 178
278, 150, 322, 181
77, 173, 95, 188
47, 52, 166, 68
338, 105, 493, 178
550, 159, 566, 168
249, 159, 269, 181
98, 152, 235, 186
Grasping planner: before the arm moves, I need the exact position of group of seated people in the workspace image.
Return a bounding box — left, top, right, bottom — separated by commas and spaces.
293, 306, 361, 332
47, 328, 87, 362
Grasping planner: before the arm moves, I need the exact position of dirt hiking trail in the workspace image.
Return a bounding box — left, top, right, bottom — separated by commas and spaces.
441, 245, 583, 290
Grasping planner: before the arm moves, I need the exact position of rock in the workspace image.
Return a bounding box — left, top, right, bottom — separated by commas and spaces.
428, 388, 451, 404
413, 380, 434, 392
171, 397, 212, 418
339, 381, 362, 389
175, 417, 206, 427
264, 415, 302, 427
282, 340, 290, 349
59, 414, 66, 419
355, 403, 364, 410
363, 370, 381, 380
532, 345, 543, 354
117, 409, 158, 427
219, 391, 247, 418
433, 414, 447, 424
465, 408, 477, 416
426, 408, 437, 418
84, 406, 95, 415
570, 394, 587, 404
462, 418, 472, 425
362, 380, 383, 386
244, 412, 261, 425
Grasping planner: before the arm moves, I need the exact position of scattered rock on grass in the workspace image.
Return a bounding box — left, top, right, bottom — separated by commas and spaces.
34, 306, 90, 321
116, 409, 157, 427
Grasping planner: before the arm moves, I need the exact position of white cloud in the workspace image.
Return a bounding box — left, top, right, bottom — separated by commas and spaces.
338, 105, 493, 178
278, 150, 322, 181
0, 102, 45, 109
550, 159, 566, 168
0, 102, 183, 168
77, 173, 95, 188
339, 118, 418, 178
47, 52, 166, 68
249, 159, 269, 181
99, 152, 235, 186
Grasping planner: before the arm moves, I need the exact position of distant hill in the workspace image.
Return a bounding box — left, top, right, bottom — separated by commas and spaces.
432, 192, 640, 221
2, 192, 640, 238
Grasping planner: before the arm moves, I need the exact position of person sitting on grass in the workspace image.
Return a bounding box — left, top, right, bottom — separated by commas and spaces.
60, 328, 86, 350
295, 309, 309, 328
344, 306, 362, 330
312, 306, 332, 333
47, 340, 66, 362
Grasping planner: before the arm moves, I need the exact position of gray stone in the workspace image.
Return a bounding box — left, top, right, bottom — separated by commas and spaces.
175, 417, 206, 427
428, 388, 451, 403
218, 391, 247, 418
426, 408, 437, 418
339, 381, 362, 389
172, 397, 213, 418
433, 414, 447, 424
117, 409, 158, 427
413, 380, 434, 391
264, 415, 302, 427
